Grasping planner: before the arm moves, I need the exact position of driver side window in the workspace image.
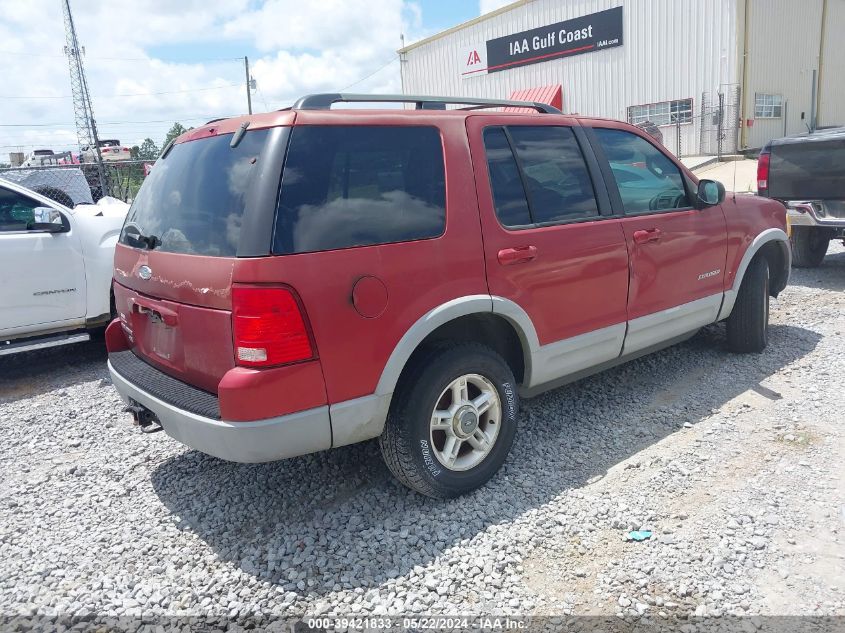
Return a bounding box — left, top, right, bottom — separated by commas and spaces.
593, 128, 690, 214
0, 187, 39, 232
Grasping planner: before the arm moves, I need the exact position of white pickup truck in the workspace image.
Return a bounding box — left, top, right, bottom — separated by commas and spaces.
0, 177, 128, 355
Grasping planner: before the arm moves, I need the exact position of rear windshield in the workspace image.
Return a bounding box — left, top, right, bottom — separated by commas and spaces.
769, 138, 845, 199
273, 126, 445, 254
120, 130, 268, 256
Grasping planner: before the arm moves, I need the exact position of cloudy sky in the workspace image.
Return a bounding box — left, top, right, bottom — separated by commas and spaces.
0, 0, 513, 156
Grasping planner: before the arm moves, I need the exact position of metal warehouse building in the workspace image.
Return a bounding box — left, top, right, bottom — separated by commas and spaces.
399, 0, 844, 155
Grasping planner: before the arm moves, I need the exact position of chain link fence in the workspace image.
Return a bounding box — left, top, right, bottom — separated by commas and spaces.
0, 160, 151, 207
699, 85, 742, 158
636, 85, 742, 159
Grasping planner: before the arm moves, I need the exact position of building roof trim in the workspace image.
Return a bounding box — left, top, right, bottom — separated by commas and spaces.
398, 0, 530, 53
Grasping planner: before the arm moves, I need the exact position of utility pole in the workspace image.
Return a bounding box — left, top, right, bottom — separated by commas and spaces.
61, 0, 108, 197
244, 56, 253, 114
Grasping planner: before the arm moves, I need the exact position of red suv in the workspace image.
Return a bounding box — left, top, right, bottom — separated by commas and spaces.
106, 94, 790, 498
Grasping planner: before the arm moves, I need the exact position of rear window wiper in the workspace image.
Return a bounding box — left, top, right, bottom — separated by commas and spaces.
123, 222, 161, 250
230, 121, 250, 148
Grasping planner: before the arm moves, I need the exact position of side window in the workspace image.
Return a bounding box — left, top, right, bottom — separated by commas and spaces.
509, 126, 599, 224
482, 126, 599, 228
483, 128, 531, 227
273, 126, 445, 254
0, 187, 40, 232
593, 127, 691, 213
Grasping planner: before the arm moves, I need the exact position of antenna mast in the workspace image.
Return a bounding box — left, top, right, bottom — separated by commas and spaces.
62, 0, 108, 195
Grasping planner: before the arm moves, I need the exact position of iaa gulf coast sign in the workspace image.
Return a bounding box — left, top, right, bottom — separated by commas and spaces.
460, 5, 623, 79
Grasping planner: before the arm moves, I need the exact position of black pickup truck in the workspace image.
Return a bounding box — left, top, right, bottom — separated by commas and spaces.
758, 127, 845, 267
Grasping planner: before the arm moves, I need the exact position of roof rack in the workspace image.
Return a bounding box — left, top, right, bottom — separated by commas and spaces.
290, 93, 562, 114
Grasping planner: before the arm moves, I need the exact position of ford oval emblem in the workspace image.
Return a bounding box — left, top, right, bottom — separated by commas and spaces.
138, 265, 152, 280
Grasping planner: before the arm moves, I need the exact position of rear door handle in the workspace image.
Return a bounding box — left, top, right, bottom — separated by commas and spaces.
633, 228, 663, 245
497, 245, 538, 265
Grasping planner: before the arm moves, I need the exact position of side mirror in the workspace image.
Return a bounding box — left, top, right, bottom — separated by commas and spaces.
697, 179, 725, 207
29, 207, 70, 233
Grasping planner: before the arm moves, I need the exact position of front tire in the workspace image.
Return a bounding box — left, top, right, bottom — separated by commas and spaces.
726, 256, 769, 353
790, 226, 829, 268
379, 343, 519, 499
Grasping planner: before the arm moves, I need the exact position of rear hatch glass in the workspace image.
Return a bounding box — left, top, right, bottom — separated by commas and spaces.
115, 130, 270, 390
120, 129, 269, 256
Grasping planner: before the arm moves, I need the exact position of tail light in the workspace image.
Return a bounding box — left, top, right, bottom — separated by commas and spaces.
757, 151, 770, 195
232, 285, 314, 367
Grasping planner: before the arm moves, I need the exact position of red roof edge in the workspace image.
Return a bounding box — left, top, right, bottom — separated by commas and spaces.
505, 85, 563, 112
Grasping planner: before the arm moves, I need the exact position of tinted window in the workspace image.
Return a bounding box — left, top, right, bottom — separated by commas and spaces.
273, 126, 445, 254
594, 128, 690, 213
0, 187, 45, 232
483, 128, 531, 227
483, 126, 598, 228
510, 126, 598, 224
120, 130, 269, 256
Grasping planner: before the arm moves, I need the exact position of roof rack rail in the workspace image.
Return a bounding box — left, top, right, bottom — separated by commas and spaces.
290, 93, 562, 114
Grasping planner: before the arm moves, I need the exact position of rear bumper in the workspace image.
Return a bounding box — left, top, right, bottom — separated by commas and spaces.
787, 201, 845, 229
108, 359, 332, 463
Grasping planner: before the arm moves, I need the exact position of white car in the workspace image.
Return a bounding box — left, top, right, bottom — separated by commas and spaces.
0, 178, 129, 355
81, 139, 131, 163
21, 149, 59, 167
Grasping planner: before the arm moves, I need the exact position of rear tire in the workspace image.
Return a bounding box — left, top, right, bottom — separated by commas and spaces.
379, 343, 519, 499
726, 256, 769, 353
790, 227, 829, 268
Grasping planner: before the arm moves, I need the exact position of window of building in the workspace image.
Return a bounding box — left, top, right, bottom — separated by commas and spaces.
627, 99, 693, 126
273, 126, 446, 254
593, 127, 691, 214
755, 93, 783, 119
482, 126, 599, 228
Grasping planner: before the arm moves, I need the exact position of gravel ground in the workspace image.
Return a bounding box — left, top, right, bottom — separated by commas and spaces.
1, 245, 843, 629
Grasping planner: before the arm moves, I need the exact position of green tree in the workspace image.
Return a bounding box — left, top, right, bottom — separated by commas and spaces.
130, 145, 140, 160
162, 122, 188, 149
137, 138, 160, 161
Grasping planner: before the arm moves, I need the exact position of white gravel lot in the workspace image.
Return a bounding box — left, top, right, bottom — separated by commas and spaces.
1, 244, 843, 630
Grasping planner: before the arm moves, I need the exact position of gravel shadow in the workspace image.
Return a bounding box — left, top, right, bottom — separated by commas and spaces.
0, 339, 107, 403
150, 322, 821, 597
786, 248, 845, 292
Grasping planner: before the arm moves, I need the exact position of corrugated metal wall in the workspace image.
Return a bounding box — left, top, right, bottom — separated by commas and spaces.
818, 0, 845, 129
400, 0, 739, 156
742, 0, 824, 148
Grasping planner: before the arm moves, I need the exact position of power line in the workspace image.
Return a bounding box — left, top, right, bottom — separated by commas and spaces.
0, 115, 236, 128
339, 55, 399, 91
0, 49, 243, 63
0, 83, 242, 100
255, 85, 271, 112
0, 121, 233, 139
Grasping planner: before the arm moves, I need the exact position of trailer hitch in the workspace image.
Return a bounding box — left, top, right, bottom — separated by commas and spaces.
123, 402, 164, 434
